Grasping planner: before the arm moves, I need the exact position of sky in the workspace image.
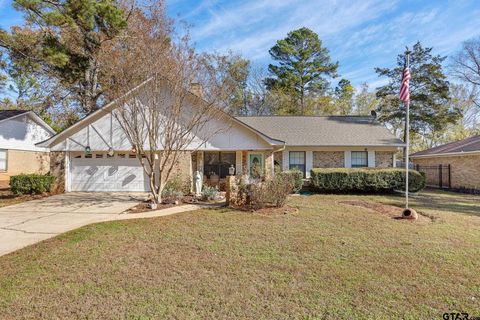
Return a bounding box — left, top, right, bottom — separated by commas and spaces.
1, 0, 480, 89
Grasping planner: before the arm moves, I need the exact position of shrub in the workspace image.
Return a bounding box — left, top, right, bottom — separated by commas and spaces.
234, 173, 295, 210
10, 174, 56, 195
278, 169, 303, 193
201, 185, 220, 201
310, 168, 425, 193
164, 175, 191, 194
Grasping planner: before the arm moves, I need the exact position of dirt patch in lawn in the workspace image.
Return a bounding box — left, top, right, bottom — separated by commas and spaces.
338, 200, 434, 223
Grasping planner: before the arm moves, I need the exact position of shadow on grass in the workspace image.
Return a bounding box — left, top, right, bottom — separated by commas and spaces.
408, 189, 480, 217
299, 187, 480, 218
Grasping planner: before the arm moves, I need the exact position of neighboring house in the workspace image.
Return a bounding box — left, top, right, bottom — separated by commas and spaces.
411, 135, 480, 191
0, 110, 55, 188
37, 83, 404, 193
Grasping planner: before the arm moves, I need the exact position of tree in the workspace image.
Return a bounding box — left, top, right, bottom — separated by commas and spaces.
0, 0, 127, 116
265, 27, 338, 115
375, 42, 460, 142
204, 51, 250, 115
450, 37, 480, 108
106, 3, 233, 204
355, 83, 379, 115
333, 78, 355, 115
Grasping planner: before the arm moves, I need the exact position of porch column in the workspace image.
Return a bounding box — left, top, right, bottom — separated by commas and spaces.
264, 151, 274, 178
235, 151, 243, 175
242, 151, 248, 175
196, 151, 204, 173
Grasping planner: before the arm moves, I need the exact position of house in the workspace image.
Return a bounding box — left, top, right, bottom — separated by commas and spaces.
411, 135, 480, 191
0, 110, 55, 188
36, 82, 404, 193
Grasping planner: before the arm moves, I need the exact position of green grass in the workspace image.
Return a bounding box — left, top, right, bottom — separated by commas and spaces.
0, 189, 479, 319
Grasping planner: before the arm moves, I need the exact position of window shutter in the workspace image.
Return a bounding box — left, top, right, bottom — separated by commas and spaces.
368, 151, 376, 167
344, 151, 351, 168
306, 151, 313, 178
0, 150, 6, 171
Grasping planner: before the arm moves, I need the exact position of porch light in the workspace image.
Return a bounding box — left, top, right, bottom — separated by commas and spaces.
107, 148, 114, 157
131, 145, 137, 154
228, 164, 235, 176
85, 146, 91, 155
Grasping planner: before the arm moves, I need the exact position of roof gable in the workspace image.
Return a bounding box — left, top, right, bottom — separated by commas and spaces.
37, 79, 282, 150
0, 110, 29, 122
412, 135, 480, 157
0, 110, 55, 135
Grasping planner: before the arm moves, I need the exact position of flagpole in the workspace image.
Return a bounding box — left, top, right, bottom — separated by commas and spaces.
405, 49, 411, 209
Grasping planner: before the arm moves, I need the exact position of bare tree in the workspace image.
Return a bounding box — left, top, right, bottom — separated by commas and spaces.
105, 2, 233, 203
451, 37, 480, 108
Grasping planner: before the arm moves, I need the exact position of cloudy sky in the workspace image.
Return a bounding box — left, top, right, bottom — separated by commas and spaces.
1, 0, 480, 89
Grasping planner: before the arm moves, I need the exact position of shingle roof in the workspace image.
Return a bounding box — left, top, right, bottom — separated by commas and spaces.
236, 116, 404, 147
0, 109, 29, 121
411, 135, 480, 157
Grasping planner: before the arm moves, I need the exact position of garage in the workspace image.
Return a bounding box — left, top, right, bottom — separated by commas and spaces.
70, 153, 150, 192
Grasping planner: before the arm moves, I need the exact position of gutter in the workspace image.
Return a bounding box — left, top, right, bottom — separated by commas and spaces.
410, 150, 480, 159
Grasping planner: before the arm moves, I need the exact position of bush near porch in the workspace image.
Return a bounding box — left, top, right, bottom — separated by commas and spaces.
310, 168, 425, 193
10, 174, 56, 195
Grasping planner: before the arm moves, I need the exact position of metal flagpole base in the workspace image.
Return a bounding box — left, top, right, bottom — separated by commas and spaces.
402, 208, 418, 220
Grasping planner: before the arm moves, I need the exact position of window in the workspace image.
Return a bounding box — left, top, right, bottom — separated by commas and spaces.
0, 150, 6, 171
204, 152, 236, 179
289, 151, 305, 177
95, 154, 103, 158
351, 151, 368, 168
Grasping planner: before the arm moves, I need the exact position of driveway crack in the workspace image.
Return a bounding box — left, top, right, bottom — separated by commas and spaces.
3, 212, 61, 229
0, 227, 58, 235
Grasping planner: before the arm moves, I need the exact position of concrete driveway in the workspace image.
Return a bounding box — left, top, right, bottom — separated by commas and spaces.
0, 192, 146, 256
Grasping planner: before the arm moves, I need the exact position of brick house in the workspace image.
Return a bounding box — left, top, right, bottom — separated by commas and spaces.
411, 135, 480, 191
37, 81, 404, 193
0, 110, 55, 188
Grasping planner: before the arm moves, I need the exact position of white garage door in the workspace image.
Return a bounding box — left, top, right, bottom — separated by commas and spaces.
70, 154, 150, 192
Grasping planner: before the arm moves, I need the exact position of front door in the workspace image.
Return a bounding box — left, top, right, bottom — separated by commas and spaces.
249, 153, 263, 178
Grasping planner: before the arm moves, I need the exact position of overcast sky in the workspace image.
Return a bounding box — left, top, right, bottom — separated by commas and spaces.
1, 0, 480, 89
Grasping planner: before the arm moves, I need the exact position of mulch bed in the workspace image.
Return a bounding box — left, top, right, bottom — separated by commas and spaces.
230, 204, 299, 216
338, 200, 433, 223
125, 196, 224, 214
0, 189, 51, 203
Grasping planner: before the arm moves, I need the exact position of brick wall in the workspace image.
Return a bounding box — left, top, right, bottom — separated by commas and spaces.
0, 150, 50, 188
50, 151, 66, 193
313, 151, 344, 168
274, 151, 282, 172
375, 152, 394, 168
412, 155, 480, 189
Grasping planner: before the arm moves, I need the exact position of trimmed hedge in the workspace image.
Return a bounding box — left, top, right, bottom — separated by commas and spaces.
278, 169, 304, 193
310, 168, 425, 193
10, 174, 56, 195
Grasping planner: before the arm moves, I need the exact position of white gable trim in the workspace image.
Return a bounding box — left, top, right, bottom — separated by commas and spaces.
37, 78, 282, 150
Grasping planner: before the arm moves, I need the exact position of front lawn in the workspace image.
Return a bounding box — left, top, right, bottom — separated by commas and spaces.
0, 189, 479, 319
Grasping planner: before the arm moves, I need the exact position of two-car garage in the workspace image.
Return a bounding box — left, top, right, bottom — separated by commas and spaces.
69, 153, 150, 192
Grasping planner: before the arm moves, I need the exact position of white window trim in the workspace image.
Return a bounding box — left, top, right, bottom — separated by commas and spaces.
0, 149, 7, 172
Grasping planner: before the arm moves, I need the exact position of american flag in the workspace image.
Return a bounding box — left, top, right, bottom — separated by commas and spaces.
399, 67, 410, 102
